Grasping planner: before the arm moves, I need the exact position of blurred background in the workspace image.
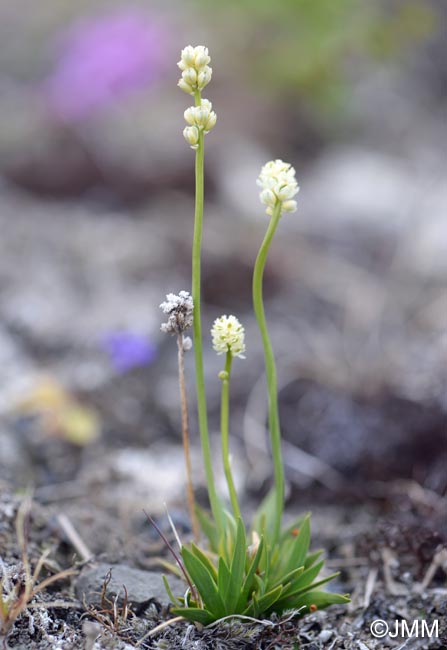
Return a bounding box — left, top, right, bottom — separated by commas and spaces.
0, 0, 445, 541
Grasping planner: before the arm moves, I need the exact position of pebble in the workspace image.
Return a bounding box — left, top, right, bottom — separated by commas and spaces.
75, 562, 184, 610
318, 629, 333, 642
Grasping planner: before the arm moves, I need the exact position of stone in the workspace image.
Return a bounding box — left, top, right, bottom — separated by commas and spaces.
75, 562, 184, 611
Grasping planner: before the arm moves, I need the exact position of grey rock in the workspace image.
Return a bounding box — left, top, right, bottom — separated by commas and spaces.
75, 562, 184, 610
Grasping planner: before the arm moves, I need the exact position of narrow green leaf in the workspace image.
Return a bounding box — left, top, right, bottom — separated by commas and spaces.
220, 510, 238, 564
182, 547, 225, 617
226, 518, 246, 605
162, 574, 182, 606
281, 560, 324, 597
279, 513, 307, 543
171, 606, 215, 625
253, 573, 266, 599
244, 584, 283, 617
236, 535, 265, 612
251, 488, 277, 545
217, 556, 232, 605
272, 564, 305, 590
304, 549, 323, 569
191, 543, 218, 581
275, 573, 342, 610
294, 590, 351, 614
195, 505, 219, 552
284, 515, 311, 574
296, 572, 340, 597
263, 544, 271, 586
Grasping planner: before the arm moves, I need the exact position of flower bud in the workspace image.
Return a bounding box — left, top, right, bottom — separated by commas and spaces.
204, 110, 217, 132
182, 68, 197, 86
194, 47, 211, 69
184, 107, 196, 125
178, 78, 194, 95
260, 189, 276, 207
197, 67, 212, 90
183, 126, 199, 149
282, 200, 297, 213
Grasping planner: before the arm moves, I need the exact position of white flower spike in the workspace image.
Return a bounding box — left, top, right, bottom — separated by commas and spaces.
177, 45, 212, 95
257, 159, 299, 216
211, 315, 246, 359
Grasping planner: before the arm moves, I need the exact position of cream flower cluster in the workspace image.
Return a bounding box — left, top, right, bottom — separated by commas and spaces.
257, 159, 299, 216
177, 45, 212, 95
183, 99, 217, 149
211, 315, 246, 359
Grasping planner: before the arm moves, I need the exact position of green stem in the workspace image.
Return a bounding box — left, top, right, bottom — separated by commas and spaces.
252, 202, 284, 543
220, 351, 241, 520
192, 90, 222, 532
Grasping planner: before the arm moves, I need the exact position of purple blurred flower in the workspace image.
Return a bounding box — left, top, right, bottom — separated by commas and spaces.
102, 331, 157, 373
45, 10, 168, 121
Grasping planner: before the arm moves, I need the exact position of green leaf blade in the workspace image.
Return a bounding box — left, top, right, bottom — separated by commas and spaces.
181, 546, 225, 617
171, 606, 215, 625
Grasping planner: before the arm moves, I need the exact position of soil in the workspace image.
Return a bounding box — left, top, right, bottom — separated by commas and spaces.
0, 485, 446, 650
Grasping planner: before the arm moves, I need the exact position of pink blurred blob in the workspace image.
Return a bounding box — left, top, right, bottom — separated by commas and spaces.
45, 9, 169, 121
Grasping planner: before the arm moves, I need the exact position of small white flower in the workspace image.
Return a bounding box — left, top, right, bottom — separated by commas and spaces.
160, 291, 194, 334
178, 78, 194, 94
183, 126, 200, 149
178, 46, 196, 69
257, 159, 299, 216
211, 315, 246, 359
197, 67, 212, 89
183, 107, 196, 126
182, 68, 198, 87
177, 45, 212, 94
282, 199, 298, 213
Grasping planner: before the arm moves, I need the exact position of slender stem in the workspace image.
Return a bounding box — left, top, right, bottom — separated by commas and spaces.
220, 351, 241, 520
252, 202, 284, 543
143, 510, 199, 603
191, 89, 223, 532
177, 333, 199, 542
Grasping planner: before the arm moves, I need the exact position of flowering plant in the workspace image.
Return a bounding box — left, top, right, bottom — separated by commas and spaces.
157, 45, 349, 626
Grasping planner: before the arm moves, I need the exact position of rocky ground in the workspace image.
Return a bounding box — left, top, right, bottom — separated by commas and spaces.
0, 486, 445, 649
0, 37, 446, 646
0, 154, 445, 647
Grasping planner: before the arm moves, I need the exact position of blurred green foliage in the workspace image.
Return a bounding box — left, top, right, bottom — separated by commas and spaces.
195, 0, 436, 109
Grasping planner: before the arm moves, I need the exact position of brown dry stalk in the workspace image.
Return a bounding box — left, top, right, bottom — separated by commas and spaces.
1, 497, 77, 640
177, 333, 199, 541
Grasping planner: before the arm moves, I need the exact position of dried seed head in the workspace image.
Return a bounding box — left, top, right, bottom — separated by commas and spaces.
160, 291, 194, 335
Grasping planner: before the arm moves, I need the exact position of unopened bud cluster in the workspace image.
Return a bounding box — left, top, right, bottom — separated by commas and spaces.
211, 315, 246, 359
178, 45, 212, 95
257, 159, 299, 216
183, 99, 217, 149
